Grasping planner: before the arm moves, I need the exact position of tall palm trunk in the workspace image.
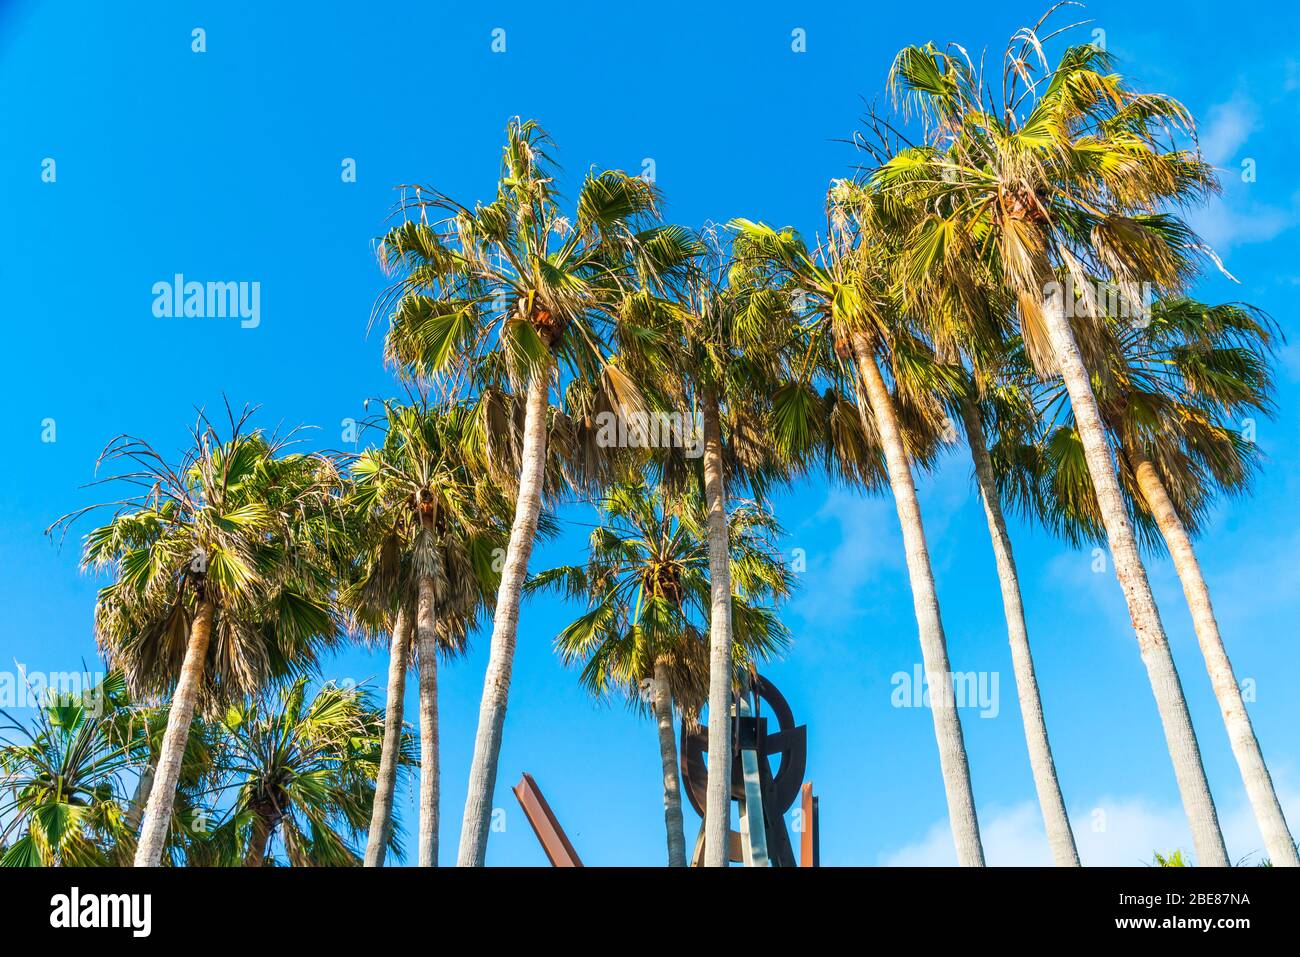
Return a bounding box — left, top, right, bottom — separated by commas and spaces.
852, 334, 985, 866
416, 572, 440, 867
700, 388, 735, 867
365, 606, 413, 866
651, 661, 687, 867
1041, 290, 1229, 865
457, 369, 550, 866
134, 598, 214, 867
1127, 445, 1299, 866
958, 394, 1079, 866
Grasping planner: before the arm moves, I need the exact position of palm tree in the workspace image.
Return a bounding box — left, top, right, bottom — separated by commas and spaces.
731, 214, 987, 866
1032, 294, 1297, 865
832, 160, 1083, 864
354, 605, 412, 867
0, 671, 212, 866
879, 20, 1231, 864
0, 672, 135, 866
374, 119, 696, 865
52, 405, 343, 866
954, 357, 1080, 866
663, 227, 794, 865
345, 399, 509, 866
1114, 299, 1296, 866
112, 693, 217, 865
195, 677, 410, 866
529, 481, 792, 866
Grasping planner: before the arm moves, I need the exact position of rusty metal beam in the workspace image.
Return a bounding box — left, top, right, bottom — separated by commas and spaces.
513, 772, 583, 867
800, 781, 820, 867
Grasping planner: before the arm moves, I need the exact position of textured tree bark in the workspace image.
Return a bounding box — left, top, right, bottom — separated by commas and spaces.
125, 761, 156, 837
959, 394, 1079, 866
651, 661, 687, 867
853, 334, 985, 866
700, 389, 735, 867
244, 805, 277, 867
116, 760, 157, 864
365, 606, 413, 867
1128, 445, 1299, 866
416, 576, 440, 867
133, 598, 214, 867
457, 369, 550, 866
1041, 289, 1228, 866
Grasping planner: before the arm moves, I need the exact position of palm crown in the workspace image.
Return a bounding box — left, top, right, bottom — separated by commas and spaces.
0, 673, 135, 866
729, 214, 956, 480
59, 409, 341, 705
0, 672, 211, 867
1026, 295, 1277, 547
375, 119, 698, 419
530, 481, 792, 714
878, 28, 1216, 371
344, 400, 512, 643
195, 677, 410, 867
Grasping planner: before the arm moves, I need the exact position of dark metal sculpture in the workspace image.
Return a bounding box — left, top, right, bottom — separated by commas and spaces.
513, 674, 819, 867
680, 673, 818, 866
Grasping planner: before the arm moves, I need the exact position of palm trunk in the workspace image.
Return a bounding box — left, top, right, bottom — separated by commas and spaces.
133, 598, 214, 867
700, 388, 735, 867
1041, 289, 1229, 866
958, 393, 1080, 866
651, 661, 687, 867
245, 805, 276, 867
117, 759, 156, 864
1127, 445, 1299, 866
416, 574, 440, 867
126, 761, 156, 836
457, 368, 550, 866
853, 334, 985, 866
364, 606, 413, 867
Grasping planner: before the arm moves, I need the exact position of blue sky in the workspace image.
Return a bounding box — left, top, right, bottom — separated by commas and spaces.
2, 0, 1300, 865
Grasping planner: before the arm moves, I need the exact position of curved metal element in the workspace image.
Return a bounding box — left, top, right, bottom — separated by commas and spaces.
679, 673, 808, 863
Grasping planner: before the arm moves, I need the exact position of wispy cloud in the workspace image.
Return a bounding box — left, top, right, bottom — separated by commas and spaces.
880, 786, 1300, 866
1188, 199, 1296, 256
787, 489, 899, 632
1199, 94, 1257, 167
1187, 92, 1298, 255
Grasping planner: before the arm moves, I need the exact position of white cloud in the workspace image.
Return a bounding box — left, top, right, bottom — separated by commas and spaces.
880, 801, 1054, 866
1183, 92, 1297, 255
1198, 527, 1300, 633
1279, 341, 1300, 382
1186, 198, 1295, 255
880, 786, 1300, 866
1039, 548, 1135, 640
1199, 95, 1257, 167
787, 489, 899, 631
1285, 59, 1300, 92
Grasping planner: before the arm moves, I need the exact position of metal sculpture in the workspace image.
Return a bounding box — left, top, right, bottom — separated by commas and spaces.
513, 773, 583, 866
680, 673, 818, 866
513, 674, 819, 867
